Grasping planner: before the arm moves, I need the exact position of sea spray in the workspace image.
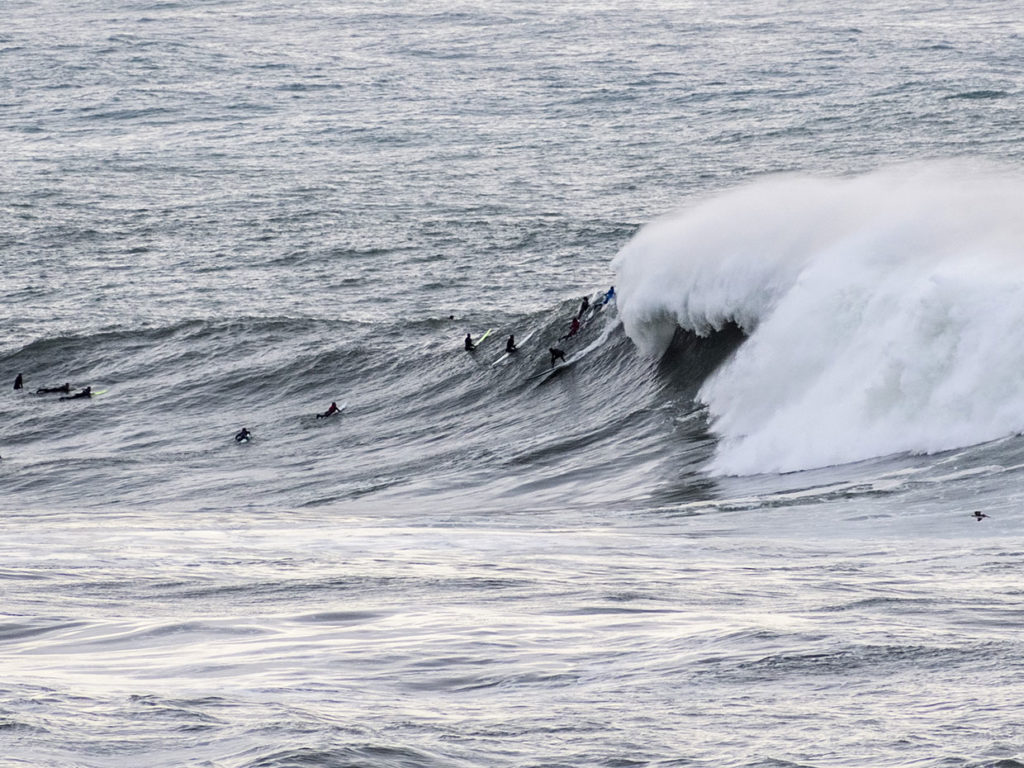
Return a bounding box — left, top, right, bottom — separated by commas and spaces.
613, 164, 1024, 474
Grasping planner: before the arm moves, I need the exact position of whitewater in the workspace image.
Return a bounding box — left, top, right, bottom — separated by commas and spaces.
3, 1, 1024, 767
615, 165, 1024, 474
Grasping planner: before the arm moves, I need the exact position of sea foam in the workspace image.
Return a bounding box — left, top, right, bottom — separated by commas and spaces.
613, 164, 1024, 475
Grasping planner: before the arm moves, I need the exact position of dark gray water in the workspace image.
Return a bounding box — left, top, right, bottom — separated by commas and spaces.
3, 1, 1024, 766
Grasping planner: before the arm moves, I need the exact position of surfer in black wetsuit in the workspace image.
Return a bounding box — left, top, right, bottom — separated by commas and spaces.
35, 382, 70, 395
59, 386, 91, 401
465, 333, 476, 351
235, 427, 251, 443
506, 335, 517, 354
13, 374, 23, 390
549, 347, 566, 367
972, 511, 989, 521
317, 402, 340, 419
578, 295, 590, 318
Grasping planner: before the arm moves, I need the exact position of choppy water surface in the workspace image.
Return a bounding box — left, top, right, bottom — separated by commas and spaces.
3, 1, 1024, 766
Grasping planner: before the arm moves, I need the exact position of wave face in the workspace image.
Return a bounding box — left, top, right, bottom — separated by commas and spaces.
0, 301, 670, 513
614, 164, 1024, 474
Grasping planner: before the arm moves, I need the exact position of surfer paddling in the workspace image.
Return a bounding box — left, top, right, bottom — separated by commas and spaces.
59, 386, 91, 401
972, 511, 989, 521
35, 382, 70, 395
317, 401, 341, 419
234, 427, 252, 443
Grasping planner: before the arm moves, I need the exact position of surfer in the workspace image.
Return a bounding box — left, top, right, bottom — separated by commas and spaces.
234, 427, 252, 443
549, 347, 566, 367
578, 296, 590, 318
316, 401, 341, 419
13, 374, 23, 390
561, 317, 580, 340
59, 386, 92, 401
601, 286, 616, 305
972, 511, 989, 521
465, 333, 476, 351
505, 334, 517, 354
35, 382, 70, 395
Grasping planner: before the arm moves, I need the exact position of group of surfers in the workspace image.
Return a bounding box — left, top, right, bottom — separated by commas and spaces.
13, 374, 93, 401
234, 399, 340, 442
464, 286, 615, 368
12, 371, 341, 446
10, 288, 616, 445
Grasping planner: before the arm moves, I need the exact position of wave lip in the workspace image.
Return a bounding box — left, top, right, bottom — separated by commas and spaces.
614, 164, 1024, 475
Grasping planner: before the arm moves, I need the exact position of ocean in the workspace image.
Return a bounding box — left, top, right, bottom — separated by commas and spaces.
3, 1, 1024, 766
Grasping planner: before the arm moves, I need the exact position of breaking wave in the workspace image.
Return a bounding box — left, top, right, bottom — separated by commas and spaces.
614, 163, 1024, 474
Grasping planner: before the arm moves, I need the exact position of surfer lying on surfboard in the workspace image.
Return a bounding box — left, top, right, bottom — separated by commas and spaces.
317, 401, 341, 419
59, 386, 92, 401
35, 382, 71, 395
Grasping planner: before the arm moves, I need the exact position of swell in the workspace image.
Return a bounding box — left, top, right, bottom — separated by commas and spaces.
0, 297, 709, 511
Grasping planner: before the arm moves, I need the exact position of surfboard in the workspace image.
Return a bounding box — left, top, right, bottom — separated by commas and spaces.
530, 357, 577, 382
476, 328, 493, 344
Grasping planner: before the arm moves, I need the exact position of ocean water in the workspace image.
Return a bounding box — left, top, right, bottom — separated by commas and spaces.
3, 1, 1024, 766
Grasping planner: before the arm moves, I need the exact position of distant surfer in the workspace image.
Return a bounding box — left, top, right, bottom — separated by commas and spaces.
972, 511, 989, 521
317, 401, 341, 419
35, 382, 70, 395
235, 427, 252, 443
560, 317, 580, 340
59, 386, 92, 401
465, 333, 476, 351
13, 374, 23, 390
505, 334, 517, 354
549, 347, 566, 367
601, 286, 616, 305
577, 296, 590, 318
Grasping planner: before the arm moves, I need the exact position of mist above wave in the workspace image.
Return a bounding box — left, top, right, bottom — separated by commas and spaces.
614, 163, 1024, 474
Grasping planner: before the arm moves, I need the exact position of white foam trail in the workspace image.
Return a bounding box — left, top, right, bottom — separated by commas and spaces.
613, 164, 1024, 475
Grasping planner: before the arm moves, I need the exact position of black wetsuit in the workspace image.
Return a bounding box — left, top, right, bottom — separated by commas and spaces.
36, 383, 70, 395
14, 374, 23, 390
506, 336, 517, 354
235, 428, 251, 442
59, 387, 91, 401
549, 348, 566, 366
